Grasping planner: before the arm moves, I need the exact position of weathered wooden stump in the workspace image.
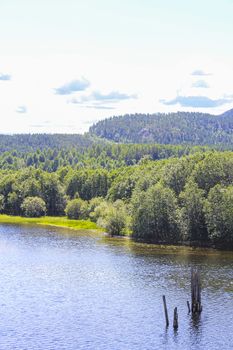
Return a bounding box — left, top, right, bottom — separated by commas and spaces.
187, 300, 191, 313
191, 268, 202, 314
162, 295, 169, 327
173, 307, 178, 329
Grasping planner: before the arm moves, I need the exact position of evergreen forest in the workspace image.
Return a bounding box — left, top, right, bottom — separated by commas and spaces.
90, 109, 233, 146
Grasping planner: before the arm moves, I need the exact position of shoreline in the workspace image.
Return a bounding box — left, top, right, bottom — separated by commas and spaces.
0, 214, 102, 232
0, 215, 232, 252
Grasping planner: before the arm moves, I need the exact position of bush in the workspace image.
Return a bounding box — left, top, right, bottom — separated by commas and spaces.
87, 197, 104, 216
21, 196, 46, 217
104, 208, 126, 235
89, 198, 107, 222
94, 199, 129, 236
65, 198, 87, 219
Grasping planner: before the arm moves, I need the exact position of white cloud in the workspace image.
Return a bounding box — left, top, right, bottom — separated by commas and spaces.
16, 105, 27, 113
54, 78, 90, 95
192, 80, 209, 88
0, 54, 233, 133
191, 69, 211, 76
161, 95, 232, 108
0, 73, 11, 81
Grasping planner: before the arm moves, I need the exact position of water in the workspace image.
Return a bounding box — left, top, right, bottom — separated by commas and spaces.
0, 224, 232, 350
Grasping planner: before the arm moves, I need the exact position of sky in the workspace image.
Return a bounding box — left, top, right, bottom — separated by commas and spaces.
0, 0, 233, 134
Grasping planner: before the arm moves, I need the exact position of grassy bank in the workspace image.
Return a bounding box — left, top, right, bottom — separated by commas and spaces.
0, 214, 102, 231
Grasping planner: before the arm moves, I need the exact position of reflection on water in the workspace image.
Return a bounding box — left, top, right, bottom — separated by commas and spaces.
0, 224, 232, 350
101, 235, 233, 293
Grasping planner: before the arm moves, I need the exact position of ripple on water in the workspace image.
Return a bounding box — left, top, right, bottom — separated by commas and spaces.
0, 224, 232, 350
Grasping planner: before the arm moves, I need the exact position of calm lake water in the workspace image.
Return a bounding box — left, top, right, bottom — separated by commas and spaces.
0, 224, 232, 350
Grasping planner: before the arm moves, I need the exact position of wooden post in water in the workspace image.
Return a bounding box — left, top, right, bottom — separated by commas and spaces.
191, 268, 202, 314
173, 307, 178, 329
187, 300, 191, 314
162, 295, 169, 327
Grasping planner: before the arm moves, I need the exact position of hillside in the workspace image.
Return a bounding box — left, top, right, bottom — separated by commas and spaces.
89, 109, 233, 146
1, 109, 233, 154
0, 133, 106, 153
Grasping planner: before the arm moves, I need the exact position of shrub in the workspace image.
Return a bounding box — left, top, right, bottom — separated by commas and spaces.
65, 198, 87, 219
21, 196, 46, 217
94, 199, 129, 236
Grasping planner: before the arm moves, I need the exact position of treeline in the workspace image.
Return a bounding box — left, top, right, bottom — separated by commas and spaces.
1, 151, 233, 249
128, 151, 233, 249
0, 143, 210, 171
89, 109, 233, 146
0, 133, 105, 152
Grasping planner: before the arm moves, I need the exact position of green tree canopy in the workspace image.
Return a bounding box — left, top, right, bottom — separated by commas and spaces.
65, 198, 87, 220
132, 183, 179, 243
179, 181, 207, 242
204, 185, 233, 248
21, 196, 46, 217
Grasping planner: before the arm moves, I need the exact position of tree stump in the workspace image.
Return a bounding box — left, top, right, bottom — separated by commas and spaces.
191, 268, 202, 314
162, 295, 169, 327
173, 307, 178, 329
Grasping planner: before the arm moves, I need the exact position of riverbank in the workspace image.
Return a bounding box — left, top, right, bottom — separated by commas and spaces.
0, 214, 102, 231
0, 214, 231, 250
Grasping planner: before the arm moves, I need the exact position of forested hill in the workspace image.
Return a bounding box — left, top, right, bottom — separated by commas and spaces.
1, 108, 233, 153
0, 133, 106, 152
89, 109, 233, 146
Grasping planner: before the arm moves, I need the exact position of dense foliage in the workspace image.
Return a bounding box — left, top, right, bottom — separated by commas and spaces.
0, 151, 233, 248
90, 109, 233, 147
0, 143, 211, 171
65, 198, 87, 220
131, 183, 179, 242
21, 196, 46, 217
1, 111, 233, 249
0, 133, 105, 153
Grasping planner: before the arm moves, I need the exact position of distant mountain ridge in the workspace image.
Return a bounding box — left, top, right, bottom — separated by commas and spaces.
1, 109, 233, 152
219, 108, 233, 118
89, 109, 233, 146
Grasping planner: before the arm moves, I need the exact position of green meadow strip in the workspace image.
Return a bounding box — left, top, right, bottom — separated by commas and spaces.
0, 214, 102, 231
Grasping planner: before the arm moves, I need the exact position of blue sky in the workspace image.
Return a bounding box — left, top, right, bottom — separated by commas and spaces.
0, 0, 233, 133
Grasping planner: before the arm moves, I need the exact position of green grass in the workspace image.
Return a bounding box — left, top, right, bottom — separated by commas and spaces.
0, 214, 102, 231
